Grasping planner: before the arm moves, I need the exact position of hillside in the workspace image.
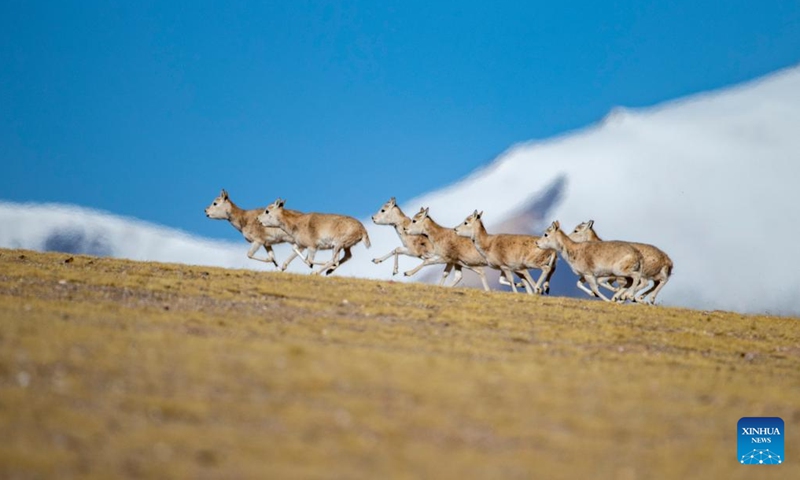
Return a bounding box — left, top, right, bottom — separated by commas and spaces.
1, 249, 798, 479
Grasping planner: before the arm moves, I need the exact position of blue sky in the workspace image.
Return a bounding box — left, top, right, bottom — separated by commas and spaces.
2, 1, 799, 240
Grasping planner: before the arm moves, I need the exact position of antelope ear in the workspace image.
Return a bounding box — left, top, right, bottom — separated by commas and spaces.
422, 207, 430, 217
553, 220, 560, 229
477, 210, 483, 219
389, 197, 396, 205
587, 220, 594, 228
221, 189, 229, 200
472, 209, 478, 217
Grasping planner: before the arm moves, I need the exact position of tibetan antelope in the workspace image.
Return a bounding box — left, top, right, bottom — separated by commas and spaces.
570, 220, 673, 304
370, 197, 437, 276
454, 210, 556, 295
257, 198, 370, 276
204, 189, 302, 270
536, 221, 642, 302
403, 207, 492, 291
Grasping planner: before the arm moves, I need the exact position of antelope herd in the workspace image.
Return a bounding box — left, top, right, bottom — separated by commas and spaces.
205, 190, 673, 304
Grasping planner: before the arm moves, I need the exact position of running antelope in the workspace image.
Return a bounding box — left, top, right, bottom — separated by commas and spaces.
370, 197, 437, 276
570, 220, 673, 304
204, 189, 302, 270
257, 198, 370, 276
403, 207, 492, 291
454, 210, 557, 295
536, 221, 643, 302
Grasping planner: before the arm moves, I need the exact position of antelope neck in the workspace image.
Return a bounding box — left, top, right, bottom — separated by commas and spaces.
554, 229, 578, 260
394, 211, 411, 236
228, 202, 248, 232
471, 221, 493, 253
422, 217, 447, 241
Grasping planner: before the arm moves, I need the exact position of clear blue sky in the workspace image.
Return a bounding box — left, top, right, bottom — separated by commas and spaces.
2, 1, 799, 240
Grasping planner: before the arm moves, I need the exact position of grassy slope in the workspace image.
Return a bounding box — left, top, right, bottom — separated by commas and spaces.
0, 248, 798, 479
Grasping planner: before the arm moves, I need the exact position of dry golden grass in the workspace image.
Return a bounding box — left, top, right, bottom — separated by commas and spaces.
0, 248, 798, 479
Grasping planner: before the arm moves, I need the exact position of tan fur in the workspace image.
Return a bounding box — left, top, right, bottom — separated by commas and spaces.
537, 221, 642, 302
403, 208, 491, 291
370, 197, 436, 276
570, 220, 673, 304
204, 189, 303, 269
258, 198, 370, 276
454, 210, 556, 295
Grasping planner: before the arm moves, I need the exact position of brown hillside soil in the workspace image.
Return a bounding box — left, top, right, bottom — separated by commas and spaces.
0, 248, 797, 479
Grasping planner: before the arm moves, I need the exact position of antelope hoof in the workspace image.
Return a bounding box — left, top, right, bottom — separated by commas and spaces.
326, 269, 335, 276
372, 258, 380, 264
403, 271, 412, 277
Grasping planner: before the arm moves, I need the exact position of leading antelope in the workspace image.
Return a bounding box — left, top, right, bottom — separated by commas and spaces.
570, 220, 673, 304
204, 189, 303, 270
537, 221, 643, 302
258, 198, 370, 276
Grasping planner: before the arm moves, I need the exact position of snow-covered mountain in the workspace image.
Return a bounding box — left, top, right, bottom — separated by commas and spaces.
373, 65, 800, 315
2, 65, 799, 315
0, 203, 251, 268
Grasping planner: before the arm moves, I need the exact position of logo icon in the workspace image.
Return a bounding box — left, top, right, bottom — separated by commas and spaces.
738, 417, 784, 465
